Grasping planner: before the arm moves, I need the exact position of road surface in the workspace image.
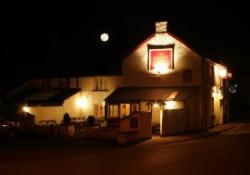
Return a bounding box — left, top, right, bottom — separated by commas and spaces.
0, 122, 250, 175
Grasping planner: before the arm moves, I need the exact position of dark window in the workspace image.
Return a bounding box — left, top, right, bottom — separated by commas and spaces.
57, 78, 70, 88
41, 79, 51, 88
182, 69, 192, 83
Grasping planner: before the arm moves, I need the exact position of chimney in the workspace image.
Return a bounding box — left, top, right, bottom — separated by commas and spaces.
155, 21, 168, 33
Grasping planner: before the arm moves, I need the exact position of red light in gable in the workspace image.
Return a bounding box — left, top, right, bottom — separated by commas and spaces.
148, 45, 174, 74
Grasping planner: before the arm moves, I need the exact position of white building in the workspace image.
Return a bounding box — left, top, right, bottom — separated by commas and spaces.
15, 21, 231, 135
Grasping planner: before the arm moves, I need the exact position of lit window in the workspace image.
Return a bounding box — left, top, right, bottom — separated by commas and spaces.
94, 104, 105, 117
94, 78, 107, 91
109, 105, 119, 118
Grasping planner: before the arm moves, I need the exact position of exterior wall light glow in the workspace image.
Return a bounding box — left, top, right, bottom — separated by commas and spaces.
212, 86, 223, 100
227, 72, 233, 78
218, 91, 223, 100
153, 103, 159, 108
154, 62, 168, 74
22, 106, 30, 113
148, 46, 174, 75
165, 101, 175, 109
165, 101, 184, 110
76, 96, 88, 109
168, 91, 178, 99
218, 67, 227, 78
215, 64, 227, 79
165, 100, 184, 110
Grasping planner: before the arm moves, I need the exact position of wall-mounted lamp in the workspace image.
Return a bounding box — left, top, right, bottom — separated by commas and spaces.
165, 100, 175, 109
76, 96, 88, 109
218, 67, 227, 78
215, 64, 228, 79
153, 103, 160, 108
154, 62, 168, 74
164, 100, 184, 110
22, 106, 30, 113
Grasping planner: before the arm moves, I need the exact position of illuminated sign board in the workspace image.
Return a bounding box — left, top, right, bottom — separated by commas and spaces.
148, 45, 174, 74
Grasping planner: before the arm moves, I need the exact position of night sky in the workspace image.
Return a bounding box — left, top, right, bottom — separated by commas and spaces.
1, 1, 250, 79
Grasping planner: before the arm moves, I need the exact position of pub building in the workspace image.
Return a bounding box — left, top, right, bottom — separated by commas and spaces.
15, 21, 231, 136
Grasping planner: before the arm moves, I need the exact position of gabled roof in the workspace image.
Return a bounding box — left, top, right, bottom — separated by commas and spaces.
130, 32, 205, 59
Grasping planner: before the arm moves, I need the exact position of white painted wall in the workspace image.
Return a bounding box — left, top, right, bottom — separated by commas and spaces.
29, 76, 121, 124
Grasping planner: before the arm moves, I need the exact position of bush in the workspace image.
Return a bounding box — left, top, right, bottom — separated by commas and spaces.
63, 113, 71, 125
87, 115, 95, 126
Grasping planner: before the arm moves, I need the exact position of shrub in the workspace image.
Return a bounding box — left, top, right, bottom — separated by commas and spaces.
63, 113, 71, 125
87, 115, 95, 126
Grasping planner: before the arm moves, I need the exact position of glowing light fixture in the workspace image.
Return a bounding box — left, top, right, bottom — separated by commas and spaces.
227, 72, 233, 78
22, 106, 30, 113
100, 33, 109, 42
148, 46, 174, 75
165, 101, 184, 110
154, 62, 168, 74
76, 96, 88, 109
218, 67, 227, 78
165, 101, 175, 109
153, 103, 159, 108
215, 64, 227, 78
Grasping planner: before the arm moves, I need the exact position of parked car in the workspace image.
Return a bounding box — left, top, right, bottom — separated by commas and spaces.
0, 116, 20, 138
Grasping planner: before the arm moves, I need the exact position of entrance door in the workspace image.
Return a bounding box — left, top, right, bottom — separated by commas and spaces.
152, 105, 161, 135
152, 105, 161, 124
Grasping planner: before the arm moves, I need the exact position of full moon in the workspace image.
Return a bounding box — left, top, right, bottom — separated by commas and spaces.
100, 33, 109, 42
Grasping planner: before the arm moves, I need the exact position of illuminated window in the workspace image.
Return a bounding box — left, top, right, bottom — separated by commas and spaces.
94, 104, 105, 117
109, 105, 119, 118
120, 104, 130, 117
148, 45, 174, 74
94, 78, 107, 91
131, 103, 140, 113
